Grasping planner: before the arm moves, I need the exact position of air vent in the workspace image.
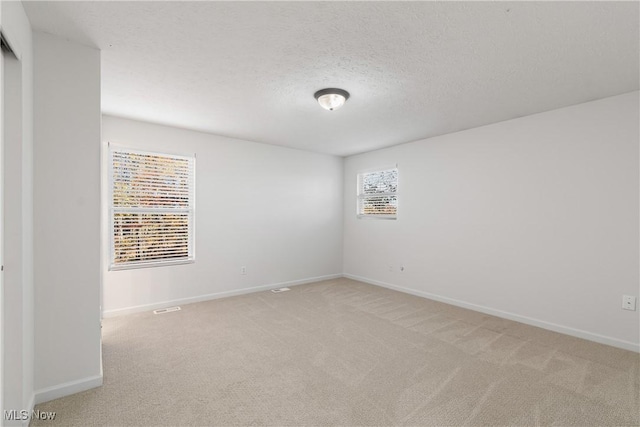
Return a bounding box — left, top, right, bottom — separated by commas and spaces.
271, 288, 291, 293
153, 306, 181, 314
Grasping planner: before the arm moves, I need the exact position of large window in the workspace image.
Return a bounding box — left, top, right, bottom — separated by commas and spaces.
357, 167, 398, 219
109, 146, 195, 269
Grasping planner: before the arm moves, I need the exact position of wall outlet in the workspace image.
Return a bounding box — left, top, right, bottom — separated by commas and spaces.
622, 295, 637, 311
240, 266, 247, 275
388, 265, 394, 272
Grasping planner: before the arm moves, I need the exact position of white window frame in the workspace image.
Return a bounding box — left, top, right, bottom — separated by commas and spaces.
357, 166, 398, 220
108, 145, 196, 270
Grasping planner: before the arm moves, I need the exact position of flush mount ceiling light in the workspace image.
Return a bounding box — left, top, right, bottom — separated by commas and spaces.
314, 88, 350, 111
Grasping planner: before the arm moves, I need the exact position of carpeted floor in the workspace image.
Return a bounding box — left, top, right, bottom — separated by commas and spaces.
32, 278, 639, 426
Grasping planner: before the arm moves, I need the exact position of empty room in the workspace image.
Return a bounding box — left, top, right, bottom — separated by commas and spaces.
1, 1, 638, 426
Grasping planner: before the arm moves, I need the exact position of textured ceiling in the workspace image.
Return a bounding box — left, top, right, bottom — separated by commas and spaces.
24, 1, 639, 156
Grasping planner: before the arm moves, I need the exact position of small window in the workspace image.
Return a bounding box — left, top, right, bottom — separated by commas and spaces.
109, 146, 195, 269
357, 168, 398, 219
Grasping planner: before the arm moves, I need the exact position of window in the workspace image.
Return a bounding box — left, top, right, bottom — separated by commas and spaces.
357, 167, 398, 219
109, 146, 195, 269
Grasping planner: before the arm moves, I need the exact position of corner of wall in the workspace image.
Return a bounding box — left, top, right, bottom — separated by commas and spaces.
1, 0, 35, 418
33, 31, 102, 399
21, 393, 34, 427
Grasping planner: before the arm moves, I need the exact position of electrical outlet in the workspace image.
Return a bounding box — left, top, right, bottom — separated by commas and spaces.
240, 266, 247, 275
622, 295, 637, 311
388, 265, 394, 272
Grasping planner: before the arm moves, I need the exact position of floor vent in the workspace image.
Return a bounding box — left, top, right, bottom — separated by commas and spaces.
153, 306, 181, 314
271, 287, 291, 293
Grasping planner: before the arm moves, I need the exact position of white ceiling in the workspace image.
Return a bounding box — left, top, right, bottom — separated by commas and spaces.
24, 1, 639, 157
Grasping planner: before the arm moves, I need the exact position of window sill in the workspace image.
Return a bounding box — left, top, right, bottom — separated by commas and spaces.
357, 215, 397, 220
109, 258, 195, 271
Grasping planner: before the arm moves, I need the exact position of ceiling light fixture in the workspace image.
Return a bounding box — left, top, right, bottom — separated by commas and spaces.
314, 88, 350, 111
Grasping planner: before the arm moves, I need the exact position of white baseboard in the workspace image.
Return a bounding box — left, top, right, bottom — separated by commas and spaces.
343, 273, 640, 353
34, 374, 103, 405
102, 273, 343, 318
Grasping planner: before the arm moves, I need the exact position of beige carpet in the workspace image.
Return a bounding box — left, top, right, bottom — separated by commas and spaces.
32, 278, 639, 426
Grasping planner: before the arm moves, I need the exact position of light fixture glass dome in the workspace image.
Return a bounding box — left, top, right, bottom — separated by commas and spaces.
314, 88, 350, 111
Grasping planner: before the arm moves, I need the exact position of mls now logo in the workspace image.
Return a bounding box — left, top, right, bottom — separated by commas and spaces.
4, 410, 56, 421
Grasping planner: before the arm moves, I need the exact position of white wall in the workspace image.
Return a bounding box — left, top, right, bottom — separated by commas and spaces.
102, 116, 343, 316
0, 0, 34, 422
33, 33, 102, 402
344, 92, 640, 351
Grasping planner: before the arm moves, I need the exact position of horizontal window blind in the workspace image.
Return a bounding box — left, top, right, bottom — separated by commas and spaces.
110, 147, 195, 269
357, 168, 398, 219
